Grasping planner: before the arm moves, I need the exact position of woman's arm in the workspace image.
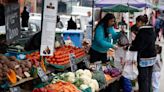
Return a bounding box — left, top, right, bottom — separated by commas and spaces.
109, 27, 120, 43
94, 26, 114, 48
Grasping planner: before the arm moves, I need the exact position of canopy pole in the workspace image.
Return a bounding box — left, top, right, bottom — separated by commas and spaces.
92, 0, 94, 40
127, 2, 130, 39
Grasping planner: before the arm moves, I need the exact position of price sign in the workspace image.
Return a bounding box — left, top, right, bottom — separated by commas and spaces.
94, 61, 103, 71
83, 56, 90, 68
10, 86, 21, 92
37, 67, 48, 82
5, 3, 20, 44
70, 53, 77, 72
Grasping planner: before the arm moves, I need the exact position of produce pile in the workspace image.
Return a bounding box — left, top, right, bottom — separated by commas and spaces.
32, 68, 120, 92
33, 69, 99, 92
53, 69, 100, 92
33, 81, 80, 92
0, 55, 32, 84
26, 46, 86, 65
103, 67, 121, 77
88, 63, 121, 88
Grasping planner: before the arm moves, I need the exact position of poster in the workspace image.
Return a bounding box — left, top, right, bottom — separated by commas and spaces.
5, 3, 20, 44
40, 0, 58, 56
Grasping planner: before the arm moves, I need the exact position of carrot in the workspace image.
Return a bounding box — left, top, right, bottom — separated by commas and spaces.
105, 74, 113, 81
40, 58, 46, 72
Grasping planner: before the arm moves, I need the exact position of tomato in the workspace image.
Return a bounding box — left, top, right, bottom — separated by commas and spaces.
47, 89, 54, 92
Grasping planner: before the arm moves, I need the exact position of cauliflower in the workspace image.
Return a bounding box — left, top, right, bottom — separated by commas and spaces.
88, 79, 99, 92
65, 40, 74, 46
88, 83, 96, 92
79, 75, 92, 85
65, 72, 75, 83
84, 69, 92, 79
80, 84, 89, 90
76, 69, 92, 79
55, 41, 60, 48
76, 69, 85, 78
91, 79, 99, 91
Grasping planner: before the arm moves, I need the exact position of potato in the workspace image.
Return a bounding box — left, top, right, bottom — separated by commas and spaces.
16, 68, 24, 78
8, 56, 16, 61
21, 61, 26, 65
25, 61, 32, 68
1, 61, 5, 64
0, 73, 3, 78
7, 62, 16, 70
20, 64, 25, 68
2, 72, 7, 77
3, 65, 9, 72
23, 68, 29, 72
0, 69, 3, 77
0, 55, 9, 61
4, 61, 10, 66
16, 68, 23, 74
0, 63, 2, 68
15, 60, 20, 64
0, 77, 2, 81
0, 69, 2, 73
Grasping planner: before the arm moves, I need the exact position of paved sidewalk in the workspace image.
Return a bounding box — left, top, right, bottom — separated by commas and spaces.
159, 41, 164, 92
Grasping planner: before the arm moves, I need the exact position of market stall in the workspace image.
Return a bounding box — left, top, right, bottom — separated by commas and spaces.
0, 0, 127, 92
0, 45, 122, 92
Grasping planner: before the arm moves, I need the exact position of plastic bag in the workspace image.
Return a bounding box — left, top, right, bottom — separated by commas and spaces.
122, 50, 138, 80
121, 76, 133, 92
118, 31, 129, 46
114, 47, 126, 71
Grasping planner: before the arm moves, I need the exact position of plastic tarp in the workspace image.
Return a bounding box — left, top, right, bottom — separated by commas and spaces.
158, 5, 164, 10
102, 4, 141, 13
95, 0, 151, 8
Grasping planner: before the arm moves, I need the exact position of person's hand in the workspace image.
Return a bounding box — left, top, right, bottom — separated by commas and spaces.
113, 45, 118, 50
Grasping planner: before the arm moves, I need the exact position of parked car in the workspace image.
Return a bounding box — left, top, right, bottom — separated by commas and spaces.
29, 13, 86, 31
0, 25, 6, 34
20, 22, 40, 38
17, 22, 40, 46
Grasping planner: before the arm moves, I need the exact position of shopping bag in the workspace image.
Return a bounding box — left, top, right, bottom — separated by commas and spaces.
122, 50, 138, 80
114, 47, 126, 71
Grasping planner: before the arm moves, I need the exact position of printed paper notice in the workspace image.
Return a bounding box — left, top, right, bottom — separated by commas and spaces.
40, 0, 58, 56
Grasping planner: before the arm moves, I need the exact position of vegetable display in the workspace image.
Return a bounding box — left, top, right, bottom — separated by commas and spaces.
33, 81, 80, 92
26, 46, 86, 65
104, 74, 113, 81
104, 67, 121, 77
32, 67, 120, 92
0, 44, 122, 92
0, 55, 32, 84
92, 71, 106, 89
51, 69, 99, 92
6, 69, 17, 84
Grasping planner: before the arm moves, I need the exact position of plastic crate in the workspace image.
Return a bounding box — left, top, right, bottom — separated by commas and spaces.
5, 50, 36, 60
63, 30, 84, 47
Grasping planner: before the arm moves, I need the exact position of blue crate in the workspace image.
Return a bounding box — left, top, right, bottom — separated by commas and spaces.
5, 50, 36, 60
63, 30, 84, 47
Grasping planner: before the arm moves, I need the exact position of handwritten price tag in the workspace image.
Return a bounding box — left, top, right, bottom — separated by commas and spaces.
10, 87, 21, 92
83, 56, 90, 68
37, 67, 48, 82
70, 53, 77, 72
